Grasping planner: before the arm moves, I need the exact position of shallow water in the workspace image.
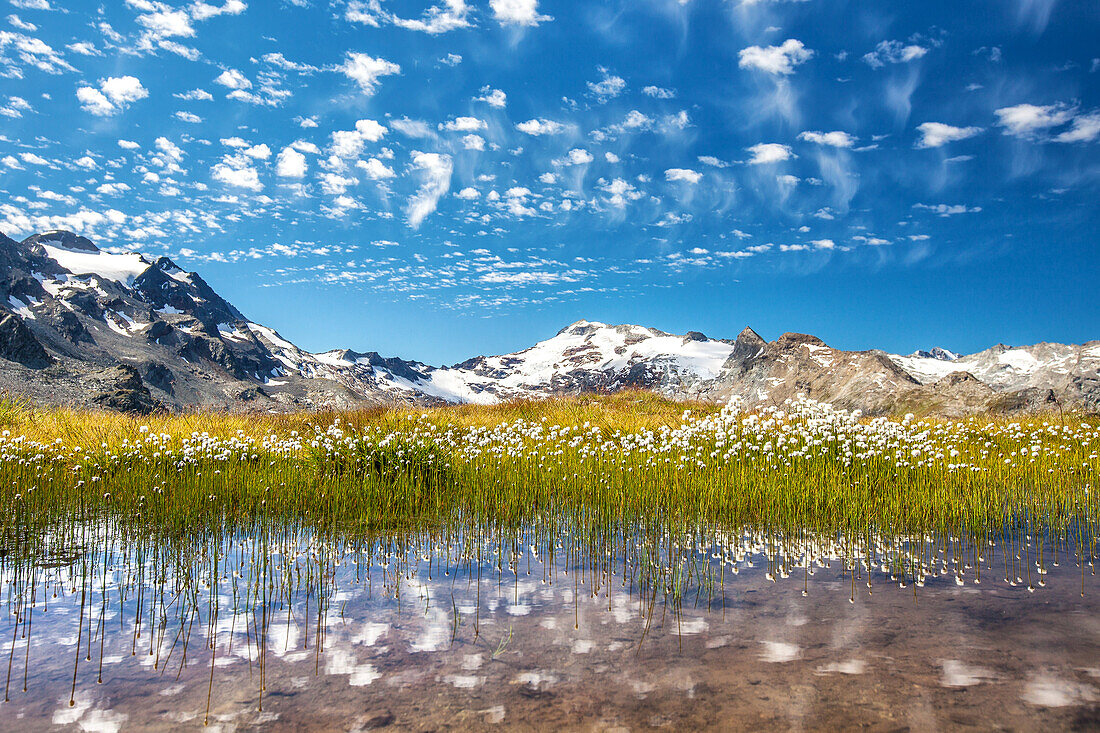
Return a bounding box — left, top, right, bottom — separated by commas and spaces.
2, 525, 1099, 731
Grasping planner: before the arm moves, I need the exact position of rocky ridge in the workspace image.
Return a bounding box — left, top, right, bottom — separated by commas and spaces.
1, 230, 1097, 416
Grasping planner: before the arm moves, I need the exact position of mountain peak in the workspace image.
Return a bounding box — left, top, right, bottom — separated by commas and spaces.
23, 230, 99, 253
775, 332, 827, 349
736, 326, 764, 343
557, 319, 609, 336
729, 326, 767, 364
911, 347, 960, 361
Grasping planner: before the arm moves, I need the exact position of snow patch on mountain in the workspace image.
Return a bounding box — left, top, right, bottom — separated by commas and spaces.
39, 244, 151, 286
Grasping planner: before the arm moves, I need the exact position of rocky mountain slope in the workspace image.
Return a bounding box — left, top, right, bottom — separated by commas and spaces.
1, 230, 1096, 415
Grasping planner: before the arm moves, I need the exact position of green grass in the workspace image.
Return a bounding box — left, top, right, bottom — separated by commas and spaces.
0, 392, 1096, 549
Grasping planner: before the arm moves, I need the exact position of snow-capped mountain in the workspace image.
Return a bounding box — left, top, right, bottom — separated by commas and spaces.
2, 230, 1097, 416
910, 347, 960, 361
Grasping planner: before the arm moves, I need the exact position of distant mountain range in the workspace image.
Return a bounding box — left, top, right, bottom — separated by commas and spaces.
2, 230, 1097, 415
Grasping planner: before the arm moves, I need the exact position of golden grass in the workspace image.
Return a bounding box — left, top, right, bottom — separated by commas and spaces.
2, 390, 720, 445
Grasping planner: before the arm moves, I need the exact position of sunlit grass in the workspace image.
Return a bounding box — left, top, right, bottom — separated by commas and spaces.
1, 391, 1096, 548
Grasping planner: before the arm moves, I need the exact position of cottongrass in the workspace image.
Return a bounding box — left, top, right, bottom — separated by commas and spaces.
1, 393, 1096, 542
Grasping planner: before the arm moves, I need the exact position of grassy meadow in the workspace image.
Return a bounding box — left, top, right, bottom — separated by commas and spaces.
1, 391, 1097, 543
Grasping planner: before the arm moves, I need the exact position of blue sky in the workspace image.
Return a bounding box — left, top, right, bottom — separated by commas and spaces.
1, 0, 1097, 364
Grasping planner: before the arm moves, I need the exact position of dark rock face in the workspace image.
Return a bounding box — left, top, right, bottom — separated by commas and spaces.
357, 352, 429, 384
144, 320, 176, 345
236, 386, 269, 402
176, 333, 277, 381
23, 230, 99, 252
775, 332, 827, 349
90, 365, 160, 414
728, 327, 767, 367
41, 305, 94, 345
140, 361, 176, 396
0, 313, 53, 368
937, 371, 989, 389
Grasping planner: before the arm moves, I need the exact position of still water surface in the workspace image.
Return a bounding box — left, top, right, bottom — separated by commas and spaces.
1, 525, 1098, 731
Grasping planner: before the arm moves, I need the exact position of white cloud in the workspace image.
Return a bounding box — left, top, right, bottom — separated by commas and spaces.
100, 75, 148, 105
8, 15, 35, 31
357, 157, 395, 179
558, 148, 593, 166
913, 203, 982, 216
96, 182, 131, 196
914, 122, 982, 148
290, 140, 320, 154
391, 0, 471, 34
440, 52, 462, 66
212, 162, 262, 191
503, 186, 535, 217
355, 118, 387, 141
190, 1, 247, 21
154, 136, 184, 165
406, 151, 453, 227
661, 110, 691, 132
339, 52, 400, 96
1054, 111, 1100, 143
698, 155, 729, 168
330, 131, 364, 159
643, 85, 674, 99
746, 143, 794, 164
9, 0, 53, 8
455, 187, 479, 199
0, 30, 74, 76
994, 102, 1076, 139
73, 155, 97, 169
516, 118, 564, 135
214, 68, 251, 89
261, 52, 319, 73
588, 70, 626, 101
174, 110, 202, 123
390, 117, 434, 138
330, 120, 386, 159
76, 87, 114, 116
319, 172, 357, 195
244, 143, 270, 159
276, 146, 307, 178
621, 110, 652, 130
66, 41, 98, 56
136, 8, 194, 40
863, 40, 928, 69
798, 130, 857, 148
599, 177, 643, 207
665, 168, 701, 184
440, 116, 486, 132
462, 134, 485, 150
810, 238, 835, 250
118, 139, 140, 150
77, 76, 148, 116
174, 88, 213, 100
604, 152, 619, 163
489, 0, 551, 26
345, 0, 382, 25
475, 86, 506, 108
738, 39, 813, 75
